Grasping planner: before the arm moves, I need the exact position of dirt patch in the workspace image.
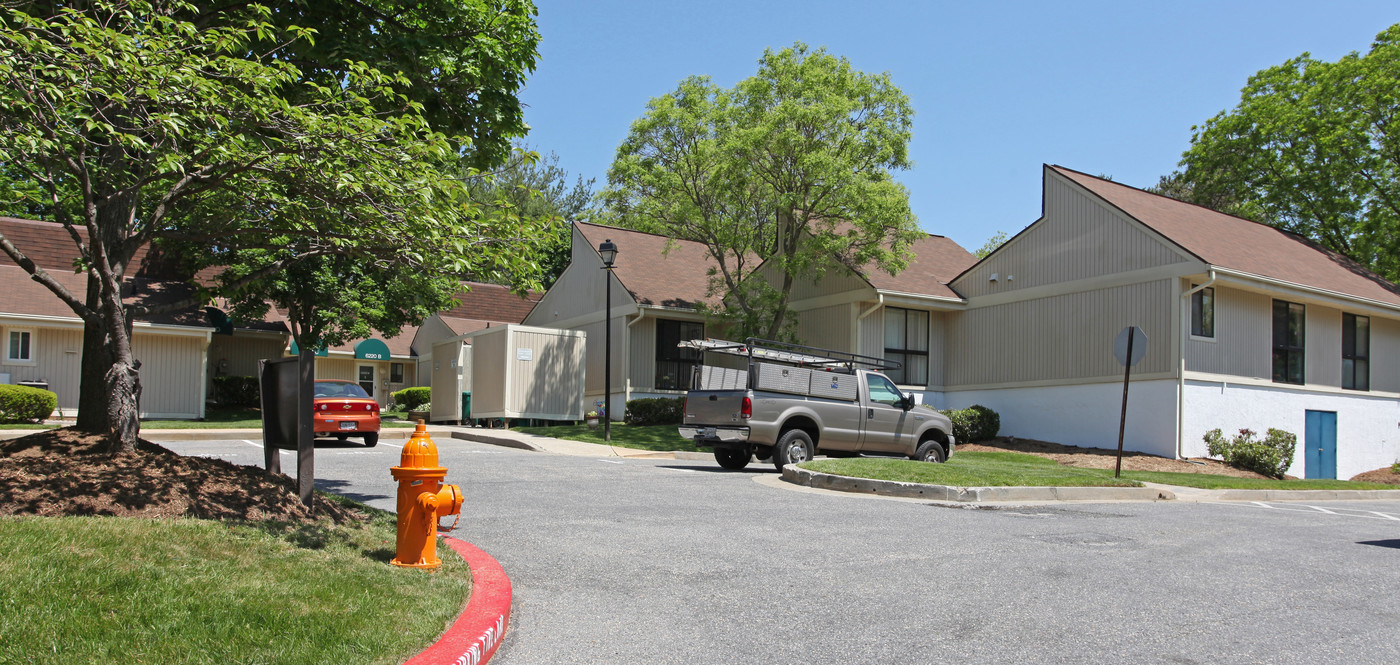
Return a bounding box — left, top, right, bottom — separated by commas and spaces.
0, 428, 360, 523
958, 436, 1275, 479
1350, 466, 1400, 484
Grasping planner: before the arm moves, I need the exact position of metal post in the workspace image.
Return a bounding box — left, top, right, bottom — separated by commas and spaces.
1115, 329, 1135, 479
599, 239, 618, 443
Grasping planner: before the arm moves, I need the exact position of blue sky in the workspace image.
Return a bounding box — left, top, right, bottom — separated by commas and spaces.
518, 1, 1398, 253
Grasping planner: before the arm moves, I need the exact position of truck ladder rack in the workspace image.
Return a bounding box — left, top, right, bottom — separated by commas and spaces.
678, 337, 900, 372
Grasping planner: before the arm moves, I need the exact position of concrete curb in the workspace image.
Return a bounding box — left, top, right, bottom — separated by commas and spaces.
782, 465, 1176, 503
403, 537, 513, 665
450, 430, 545, 452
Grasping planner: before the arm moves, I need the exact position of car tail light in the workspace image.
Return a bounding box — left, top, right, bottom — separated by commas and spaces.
740, 396, 752, 420
366, 402, 378, 412
317, 403, 326, 411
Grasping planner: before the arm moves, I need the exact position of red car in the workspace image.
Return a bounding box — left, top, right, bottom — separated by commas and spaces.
313, 380, 381, 447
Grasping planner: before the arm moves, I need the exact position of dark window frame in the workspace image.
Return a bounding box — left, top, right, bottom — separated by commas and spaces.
390, 362, 405, 384
884, 307, 929, 386
1342, 313, 1369, 391
655, 318, 704, 390
1271, 300, 1305, 385
1190, 286, 1215, 338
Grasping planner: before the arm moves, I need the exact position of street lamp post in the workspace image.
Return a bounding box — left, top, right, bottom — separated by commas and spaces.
599, 239, 618, 442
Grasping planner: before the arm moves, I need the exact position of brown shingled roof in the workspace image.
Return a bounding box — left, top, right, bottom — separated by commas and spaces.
1051, 165, 1400, 307
0, 265, 215, 327
574, 222, 724, 308
0, 216, 160, 275
441, 281, 541, 323
859, 234, 977, 299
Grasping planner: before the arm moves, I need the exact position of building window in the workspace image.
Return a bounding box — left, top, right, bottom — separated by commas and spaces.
5, 329, 33, 363
655, 319, 704, 390
1271, 300, 1305, 385
1191, 286, 1214, 338
884, 307, 929, 386
1342, 313, 1369, 391
390, 362, 404, 384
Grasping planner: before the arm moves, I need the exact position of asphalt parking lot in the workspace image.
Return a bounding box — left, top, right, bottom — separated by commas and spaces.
160, 436, 1400, 665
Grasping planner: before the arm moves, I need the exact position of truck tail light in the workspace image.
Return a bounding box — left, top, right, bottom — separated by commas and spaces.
741, 396, 752, 420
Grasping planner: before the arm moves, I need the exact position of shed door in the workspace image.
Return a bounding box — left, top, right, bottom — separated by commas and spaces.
1304, 410, 1337, 480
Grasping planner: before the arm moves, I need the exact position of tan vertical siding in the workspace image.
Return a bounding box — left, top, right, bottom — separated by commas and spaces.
507, 329, 585, 418
629, 316, 655, 390
1, 325, 82, 411
1373, 317, 1400, 393
133, 332, 207, 416
1307, 305, 1342, 388
956, 174, 1188, 298
929, 311, 946, 388
471, 328, 507, 414
945, 280, 1174, 386
857, 306, 883, 359
317, 358, 355, 381
796, 304, 853, 351
1186, 286, 1272, 379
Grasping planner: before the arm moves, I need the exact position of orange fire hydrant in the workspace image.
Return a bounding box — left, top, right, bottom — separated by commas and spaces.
390, 421, 464, 569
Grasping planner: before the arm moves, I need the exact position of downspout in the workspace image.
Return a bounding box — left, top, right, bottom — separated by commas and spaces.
1178, 270, 1216, 459
856, 294, 885, 356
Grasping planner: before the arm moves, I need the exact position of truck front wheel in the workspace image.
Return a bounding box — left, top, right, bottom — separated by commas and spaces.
773, 429, 814, 471
714, 447, 751, 470
913, 439, 946, 463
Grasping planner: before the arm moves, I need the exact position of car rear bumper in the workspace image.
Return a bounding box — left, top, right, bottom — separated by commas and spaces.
315, 415, 381, 435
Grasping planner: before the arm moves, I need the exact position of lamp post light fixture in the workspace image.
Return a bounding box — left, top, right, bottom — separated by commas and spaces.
599, 239, 618, 442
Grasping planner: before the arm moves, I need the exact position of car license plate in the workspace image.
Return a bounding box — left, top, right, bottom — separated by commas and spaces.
702, 427, 717, 437
339, 422, 356, 430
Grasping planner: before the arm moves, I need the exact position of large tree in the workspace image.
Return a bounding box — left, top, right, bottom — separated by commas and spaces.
602, 43, 922, 340
1168, 24, 1400, 282
0, 0, 542, 451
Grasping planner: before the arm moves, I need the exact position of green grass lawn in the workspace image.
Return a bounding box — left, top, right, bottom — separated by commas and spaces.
0, 503, 470, 665
1112, 469, 1400, 490
512, 423, 701, 453
802, 451, 1143, 488
802, 451, 1400, 491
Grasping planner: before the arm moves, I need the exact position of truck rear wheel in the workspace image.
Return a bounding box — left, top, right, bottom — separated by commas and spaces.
773, 429, 814, 471
714, 448, 751, 470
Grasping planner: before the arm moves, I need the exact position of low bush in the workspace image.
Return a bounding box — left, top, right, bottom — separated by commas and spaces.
1203, 427, 1296, 479
212, 375, 259, 407
938, 404, 1001, 443
624, 397, 684, 426
392, 386, 431, 411
0, 384, 58, 423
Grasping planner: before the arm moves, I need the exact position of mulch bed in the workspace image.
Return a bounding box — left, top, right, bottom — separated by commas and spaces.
0, 428, 360, 523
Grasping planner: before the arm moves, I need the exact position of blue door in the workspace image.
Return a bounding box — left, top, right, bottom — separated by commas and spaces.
1305, 410, 1337, 480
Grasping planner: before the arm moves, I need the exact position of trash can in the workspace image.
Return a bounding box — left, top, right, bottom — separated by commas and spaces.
461, 391, 471, 422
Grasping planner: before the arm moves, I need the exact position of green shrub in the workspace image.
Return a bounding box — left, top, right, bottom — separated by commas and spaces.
938, 404, 1001, 443
0, 384, 58, 423
212, 375, 259, 407
624, 397, 684, 426
1204, 427, 1296, 479
392, 386, 431, 411
1392, 460, 1400, 475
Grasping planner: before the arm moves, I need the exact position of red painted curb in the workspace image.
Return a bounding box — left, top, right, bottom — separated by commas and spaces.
403, 537, 512, 665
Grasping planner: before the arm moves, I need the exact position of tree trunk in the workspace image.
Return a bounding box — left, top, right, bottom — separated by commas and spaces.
75, 278, 112, 433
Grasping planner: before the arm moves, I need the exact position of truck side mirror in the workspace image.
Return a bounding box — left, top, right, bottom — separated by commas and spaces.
901, 393, 915, 411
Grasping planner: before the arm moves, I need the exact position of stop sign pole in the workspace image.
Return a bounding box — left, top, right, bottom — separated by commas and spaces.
1113, 326, 1147, 478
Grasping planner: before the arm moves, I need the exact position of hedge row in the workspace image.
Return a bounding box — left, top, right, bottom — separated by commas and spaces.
212, 375, 259, 407
624, 397, 684, 426
392, 386, 431, 411
938, 404, 1000, 443
1204, 427, 1296, 479
0, 384, 57, 423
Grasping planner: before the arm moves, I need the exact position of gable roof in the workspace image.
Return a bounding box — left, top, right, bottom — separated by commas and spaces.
441, 281, 541, 323
1050, 165, 1400, 307
574, 222, 723, 308
859, 233, 977, 300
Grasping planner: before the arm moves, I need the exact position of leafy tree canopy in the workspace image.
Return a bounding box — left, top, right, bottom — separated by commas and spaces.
0, 0, 544, 450
602, 43, 921, 340
1168, 24, 1400, 282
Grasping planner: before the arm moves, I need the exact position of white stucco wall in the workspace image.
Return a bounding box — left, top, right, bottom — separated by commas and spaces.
1182, 380, 1400, 480
932, 380, 1180, 459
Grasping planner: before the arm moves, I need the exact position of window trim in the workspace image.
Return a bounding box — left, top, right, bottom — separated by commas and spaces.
4, 328, 35, 365
1189, 285, 1215, 341
883, 307, 930, 387
1271, 300, 1305, 385
1342, 313, 1369, 391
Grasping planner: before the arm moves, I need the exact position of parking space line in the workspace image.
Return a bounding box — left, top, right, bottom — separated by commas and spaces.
1370, 511, 1400, 521
241, 439, 261, 448
597, 459, 624, 465
1216, 501, 1400, 522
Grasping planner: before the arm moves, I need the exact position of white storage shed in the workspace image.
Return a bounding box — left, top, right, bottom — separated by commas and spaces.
430, 324, 585, 423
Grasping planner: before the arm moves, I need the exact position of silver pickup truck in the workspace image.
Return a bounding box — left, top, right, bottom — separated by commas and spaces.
677, 339, 955, 471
